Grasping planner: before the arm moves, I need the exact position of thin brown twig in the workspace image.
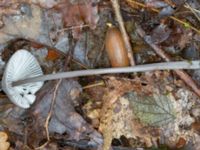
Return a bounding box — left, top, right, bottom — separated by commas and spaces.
184, 3, 200, 23
94, 43, 105, 67
184, 4, 200, 14
135, 24, 200, 98
110, 0, 135, 66
56, 24, 89, 33
45, 79, 62, 140
35, 142, 48, 150
35, 79, 62, 150
72, 58, 88, 69
126, 0, 200, 35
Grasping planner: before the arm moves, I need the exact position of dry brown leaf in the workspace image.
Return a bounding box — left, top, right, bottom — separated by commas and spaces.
0, 132, 10, 150
55, 0, 99, 38
0, 4, 51, 45
26, 80, 103, 148
178, 29, 193, 50
98, 77, 136, 150
98, 77, 159, 149
0, 0, 62, 8
192, 122, 200, 134
99, 93, 159, 149
176, 137, 186, 149
150, 23, 171, 44
96, 74, 198, 149
45, 49, 60, 61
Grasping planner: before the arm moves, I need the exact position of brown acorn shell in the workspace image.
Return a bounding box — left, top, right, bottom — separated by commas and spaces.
105, 27, 129, 67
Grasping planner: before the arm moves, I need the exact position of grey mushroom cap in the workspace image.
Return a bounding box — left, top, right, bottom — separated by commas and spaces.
2, 49, 44, 108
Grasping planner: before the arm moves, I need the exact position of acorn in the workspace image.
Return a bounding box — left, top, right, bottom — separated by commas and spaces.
105, 27, 129, 67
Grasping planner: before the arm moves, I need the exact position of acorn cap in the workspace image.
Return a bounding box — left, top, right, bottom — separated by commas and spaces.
2, 50, 43, 108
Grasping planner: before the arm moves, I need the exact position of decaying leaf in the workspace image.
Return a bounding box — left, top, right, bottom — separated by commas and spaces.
150, 23, 171, 44
26, 79, 103, 148
1, 0, 200, 149
55, 0, 99, 38
98, 77, 138, 150
0, 132, 10, 150
175, 137, 186, 149
0, 3, 52, 45
99, 96, 135, 150
126, 92, 176, 127
0, 0, 62, 9
91, 74, 198, 149
45, 49, 60, 61
159, 88, 196, 148
98, 77, 161, 149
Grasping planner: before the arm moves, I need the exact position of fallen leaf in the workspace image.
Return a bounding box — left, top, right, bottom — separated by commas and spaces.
150, 23, 171, 44
0, 3, 51, 45
98, 77, 160, 149
26, 80, 103, 148
192, 122, 200, 134
55, 0, 99, 38
127, 92, 176, 127
46, 49, 60, 61
176, 137, 186, 149
0, 132, 10, 150
99, 96, 136, 150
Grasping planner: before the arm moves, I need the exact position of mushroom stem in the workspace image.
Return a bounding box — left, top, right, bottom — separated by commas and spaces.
13, 60, 200, 86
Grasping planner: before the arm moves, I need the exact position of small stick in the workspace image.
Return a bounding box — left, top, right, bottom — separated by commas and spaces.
34, 79, 62, 150
110, 0, 135, 66
83, 81, 105, 89
56, 24, 89, 33
125, 0, 200, 35
34, 80, 62, 150
44, 79, 62, 141
35, 141, 48, 150
136, 25, 200, 97
185, 3, 200, 23
13, 61, 200, 86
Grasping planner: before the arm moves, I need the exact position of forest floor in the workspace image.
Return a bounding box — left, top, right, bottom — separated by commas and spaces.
0, 0, 200, 150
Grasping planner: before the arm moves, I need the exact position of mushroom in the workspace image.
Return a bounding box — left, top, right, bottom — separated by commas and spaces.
2, 49, 43, 108
2, 50, 200, 108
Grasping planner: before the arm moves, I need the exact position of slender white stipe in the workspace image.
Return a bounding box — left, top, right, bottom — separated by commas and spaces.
2, 50, 200, 108
13, 61, 200, 86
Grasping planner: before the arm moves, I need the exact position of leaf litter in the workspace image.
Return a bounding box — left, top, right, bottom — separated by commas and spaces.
0, 0, 200, 150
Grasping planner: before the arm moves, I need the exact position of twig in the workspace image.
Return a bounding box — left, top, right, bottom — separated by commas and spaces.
13, 60, 200, 86
56, 24, 89, 33
35, 142, 48, 150
44, 79, 62, 140
184, 3, 200, 23
135, 24, 200, 97
184, 4, 200, 14
110, 0, 135, 66
35, 79, 62, 150
83, 81, 105, 89
125, 0, 200, 35
72, 58, 88, 69
94, 43, 105, 67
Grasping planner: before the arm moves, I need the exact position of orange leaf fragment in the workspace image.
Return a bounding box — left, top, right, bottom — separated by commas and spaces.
46, 50, 60, 61
176, 137, 186, 149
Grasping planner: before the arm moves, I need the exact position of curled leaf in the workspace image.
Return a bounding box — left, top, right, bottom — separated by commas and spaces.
0, 132, 10, 150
